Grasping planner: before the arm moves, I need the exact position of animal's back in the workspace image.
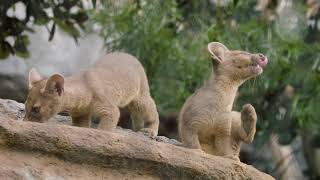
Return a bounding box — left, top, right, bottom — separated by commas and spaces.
94, 52, 142, 68
86, 52, 150, 107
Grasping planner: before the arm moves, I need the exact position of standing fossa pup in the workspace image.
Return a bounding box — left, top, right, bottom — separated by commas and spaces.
24, 52, 159, 136
179, 42, 268, 161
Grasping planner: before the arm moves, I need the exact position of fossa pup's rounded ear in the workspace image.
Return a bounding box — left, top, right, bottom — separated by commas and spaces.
207, 42, 229, 65
45, 74, 64, 96
28, 68, 43, 89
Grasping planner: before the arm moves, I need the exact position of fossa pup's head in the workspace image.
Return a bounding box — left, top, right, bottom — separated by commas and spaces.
24, 68, 64, 123
208, 42, 268, 81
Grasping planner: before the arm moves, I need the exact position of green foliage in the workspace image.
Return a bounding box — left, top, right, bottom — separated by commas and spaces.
0, 0, 92, 59
91, 0, 320, 145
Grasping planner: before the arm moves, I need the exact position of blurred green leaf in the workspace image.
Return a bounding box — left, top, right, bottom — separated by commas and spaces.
54, 19, 80, 41
0, 41, 12, 59
233, 0, 239, 7
14, 35, 30, 58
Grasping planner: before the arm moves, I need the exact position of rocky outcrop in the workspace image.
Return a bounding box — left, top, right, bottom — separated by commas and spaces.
0, 99, 274, 179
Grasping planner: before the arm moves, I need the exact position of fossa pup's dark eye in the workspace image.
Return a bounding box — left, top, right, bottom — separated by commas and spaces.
32, 106, 41, 113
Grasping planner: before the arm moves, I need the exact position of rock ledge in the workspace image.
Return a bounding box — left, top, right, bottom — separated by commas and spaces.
0, 99, 274, 179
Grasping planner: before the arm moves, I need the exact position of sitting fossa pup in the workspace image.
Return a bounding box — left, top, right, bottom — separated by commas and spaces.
178, 42, 268, 161
24, 52, 159, 136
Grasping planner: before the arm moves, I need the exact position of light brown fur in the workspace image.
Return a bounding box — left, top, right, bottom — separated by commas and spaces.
24, 52, 159, 136
178, 42, 268, 161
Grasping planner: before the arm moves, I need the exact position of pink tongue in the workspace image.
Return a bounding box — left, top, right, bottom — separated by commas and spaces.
259, 57, 268, 67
